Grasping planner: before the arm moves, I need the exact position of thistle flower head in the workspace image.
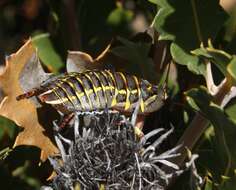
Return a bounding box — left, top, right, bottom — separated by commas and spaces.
43, 111, 201, 190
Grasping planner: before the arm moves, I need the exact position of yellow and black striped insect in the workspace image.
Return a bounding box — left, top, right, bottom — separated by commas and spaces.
16, 70, 166, 126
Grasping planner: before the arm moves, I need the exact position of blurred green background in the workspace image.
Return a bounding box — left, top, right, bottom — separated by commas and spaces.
0, 0, 156, 189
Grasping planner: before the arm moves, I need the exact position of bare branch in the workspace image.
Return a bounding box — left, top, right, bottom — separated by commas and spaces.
205, 62, 218, 95
221, 86, 236, 108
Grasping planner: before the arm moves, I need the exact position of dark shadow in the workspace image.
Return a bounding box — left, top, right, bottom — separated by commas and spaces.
36, 104, 60, 145
1, 145, 53, 188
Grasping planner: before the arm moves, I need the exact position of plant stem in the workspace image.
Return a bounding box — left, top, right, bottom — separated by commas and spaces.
164, 77, 232, 187
179, 78, 231, 162
190, 0, 203, 43
172, 113, 209, 167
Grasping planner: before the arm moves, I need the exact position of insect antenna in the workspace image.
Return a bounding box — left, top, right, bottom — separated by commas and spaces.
16, 88, 43, 101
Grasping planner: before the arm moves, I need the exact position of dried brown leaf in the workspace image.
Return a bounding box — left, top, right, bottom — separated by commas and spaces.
0, 40, 58, 161
66, 43, 111, 73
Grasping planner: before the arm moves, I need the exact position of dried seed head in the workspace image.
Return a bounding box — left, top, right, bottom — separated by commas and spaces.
43, 111, 201, 190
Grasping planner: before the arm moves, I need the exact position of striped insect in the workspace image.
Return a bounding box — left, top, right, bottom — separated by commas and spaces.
16, 70, 166, 127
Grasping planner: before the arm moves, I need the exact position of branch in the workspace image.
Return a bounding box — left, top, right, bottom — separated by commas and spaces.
164, 63, 234, 186
177, 78, 231, 164
221, 86, 236, 108
205, 62, 228, 97
205, 62, 218, 95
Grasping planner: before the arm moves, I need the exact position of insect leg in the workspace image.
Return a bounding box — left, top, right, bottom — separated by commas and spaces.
132, 97, 144, 138
59, 112, 75, 129
131, 98, 141, 126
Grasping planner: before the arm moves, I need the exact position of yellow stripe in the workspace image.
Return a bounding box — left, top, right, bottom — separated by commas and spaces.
131, 89, 138, 94
75, 76, 93, 109
85, 89, 94, 95
133, 76, 144, 112
100, 71, 115, 90
117, 72, 130, 110
45, 87, 68, 105
94, 86, 102, 93
104, 70, 118, 107
83, 72, 100, 107
60, 78, 85, 110
147, 86, 152, 91
100, 71, 116, 106
45, 93, 86, 105
118, 89, 126, 94
45, 97, 67, 105
93, 72, 108, 107
144, 94, 157, 107
56, 82, 76, 108
53, 87, 66, 105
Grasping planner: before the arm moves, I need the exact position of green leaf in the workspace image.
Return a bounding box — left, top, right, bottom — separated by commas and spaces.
202, 172, 236, 190
151, 0, 175, 41
107, 6, 133, 26
186, 87, 236, 176
192, 44, 232, 76
0, 116, 17, 140
227, 56, 236, 82
224, 9, 236, 43
32, 33, 64, 73
0, 147, 12, 161
217, 173, 236, 190
185, 94, 200, 112
171, 43, 205, 75
111, 37, 158, 82
197, 129, 225, 183
225, 99, 236, 123
151, 0, 227, 47
204, 177, 213, 190
192, 44, 236, 82
148, 0, 158, 4
150, 0, 228, 75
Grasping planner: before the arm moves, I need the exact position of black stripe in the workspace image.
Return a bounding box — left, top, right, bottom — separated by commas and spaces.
113, 72, 125, 90
61, 77, 83, 111
81, 72, 100, 109
126, 75, 139, 104
55, 82, 75, 108
91, 71, 107, 108
69, 75, 90, 111
50, 83, 69, 106
100, 71, 115, 105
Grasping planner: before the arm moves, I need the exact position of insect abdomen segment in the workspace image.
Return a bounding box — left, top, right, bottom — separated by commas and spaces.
17, 70, 166, 114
